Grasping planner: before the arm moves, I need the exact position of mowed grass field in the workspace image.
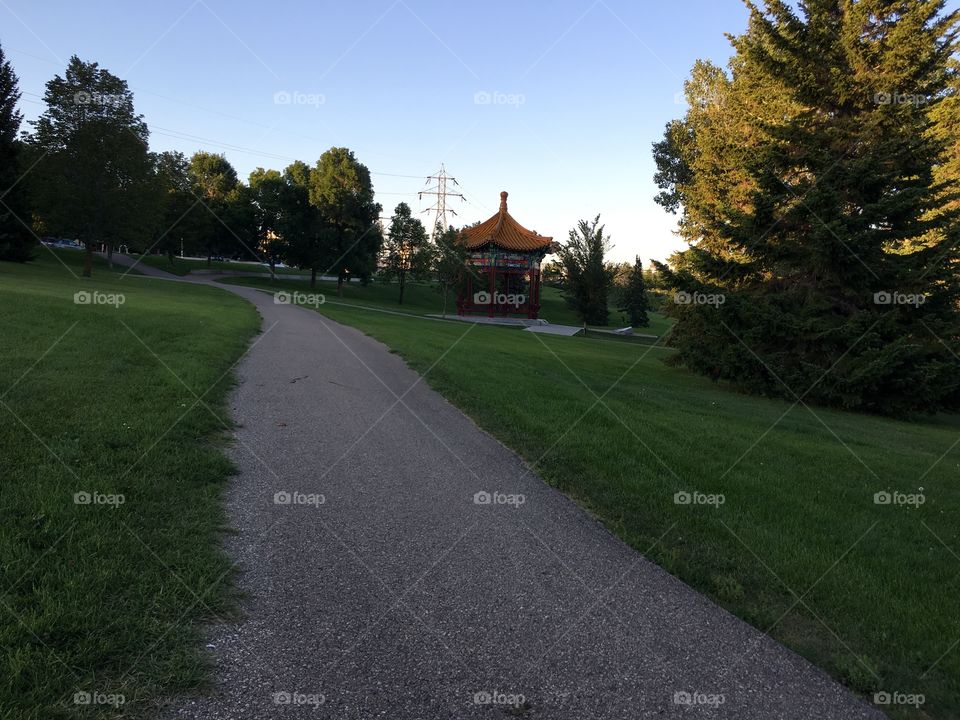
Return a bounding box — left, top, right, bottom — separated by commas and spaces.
225, 274, 675, 336
0, 251, 258, 719
4, 250, 957, 719
234, 280, 960, 719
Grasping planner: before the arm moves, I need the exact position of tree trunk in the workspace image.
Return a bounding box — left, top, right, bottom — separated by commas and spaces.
270, 258, 276, 284
83, 245, 93, 278
442, 284, 448, 317
311, 266, 317, 289
207, 252, 211, 268
337, 273, 344, 297
106, 245, 114, 269
398, 273, 405, 305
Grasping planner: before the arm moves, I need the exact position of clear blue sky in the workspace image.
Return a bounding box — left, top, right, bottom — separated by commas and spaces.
3, 0, 750, 263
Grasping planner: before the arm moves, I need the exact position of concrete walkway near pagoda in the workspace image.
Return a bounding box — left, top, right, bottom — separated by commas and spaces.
151, 275, 881, 719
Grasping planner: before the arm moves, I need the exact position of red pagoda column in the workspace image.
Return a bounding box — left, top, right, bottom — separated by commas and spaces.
488, 267, 496, 317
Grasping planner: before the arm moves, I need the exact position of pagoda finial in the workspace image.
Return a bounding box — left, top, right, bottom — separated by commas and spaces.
500, 191, 508, 211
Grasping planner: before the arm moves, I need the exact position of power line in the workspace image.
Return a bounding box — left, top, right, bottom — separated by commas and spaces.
11, 47, 436, 182
19, 88, 470, 214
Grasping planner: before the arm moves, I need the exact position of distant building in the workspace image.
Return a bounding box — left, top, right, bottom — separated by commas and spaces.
457, 191, 552, 319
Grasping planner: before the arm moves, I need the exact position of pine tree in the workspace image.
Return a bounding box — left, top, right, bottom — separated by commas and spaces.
926, 57, 960, 246
619, 257, 651, 327
653, 0, 960, 415
0, 42, 33, 262
559, 215, 616, 326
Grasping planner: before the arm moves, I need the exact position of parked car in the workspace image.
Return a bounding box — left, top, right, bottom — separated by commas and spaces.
42, 237, 82, 250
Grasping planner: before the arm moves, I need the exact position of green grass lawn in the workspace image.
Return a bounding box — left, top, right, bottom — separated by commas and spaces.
248, 286, 959, 720
132, 254, 307, 277
0, 251, 258, 719
5, 250, 957, 718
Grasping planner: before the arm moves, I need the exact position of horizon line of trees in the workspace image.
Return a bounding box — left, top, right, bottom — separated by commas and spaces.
0, 44, 657, 329
0, 43, 655, 318
0, 48, 387, 291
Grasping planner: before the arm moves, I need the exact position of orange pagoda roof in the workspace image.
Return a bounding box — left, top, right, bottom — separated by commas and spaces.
459, 191, 552, 252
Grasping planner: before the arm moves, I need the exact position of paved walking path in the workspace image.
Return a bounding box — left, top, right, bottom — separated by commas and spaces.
135, 264, 882, 719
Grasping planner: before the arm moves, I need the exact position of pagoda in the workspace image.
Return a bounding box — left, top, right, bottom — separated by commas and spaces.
456, 191, 553, 319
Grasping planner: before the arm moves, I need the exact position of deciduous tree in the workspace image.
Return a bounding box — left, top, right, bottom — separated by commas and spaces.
29, 56, 156, 276
381, 202, 431, 304
280, 160, 327, 288
434, 224, 467, 317
310, 147, 381, 295
150, 150, 200, 260
248, 167, 287, 277
187, 151, 244, 264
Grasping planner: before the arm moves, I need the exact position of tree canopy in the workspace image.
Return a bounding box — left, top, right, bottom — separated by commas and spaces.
653, 0, 960, 415
618, 257, 651, 327
0, 41, 33, 262
310, 147, 382, 293
29, 56, 157, 275
433, 224, 467, 317
381, 202, 431, 304
559, 215, 616, 326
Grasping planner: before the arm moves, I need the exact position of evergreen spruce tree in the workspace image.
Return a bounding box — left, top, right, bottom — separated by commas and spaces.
0, 42, 33, 262
560, 215, 616, 326
619, 257, 651, 327
653, 0, 960, 415
926, 57, 960, 243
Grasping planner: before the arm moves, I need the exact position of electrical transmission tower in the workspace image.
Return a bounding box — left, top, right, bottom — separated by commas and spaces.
419, 164, 464, 237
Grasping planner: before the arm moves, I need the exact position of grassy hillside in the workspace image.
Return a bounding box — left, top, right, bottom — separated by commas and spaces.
0, 252, 258, 719
5, 250, 955, 718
